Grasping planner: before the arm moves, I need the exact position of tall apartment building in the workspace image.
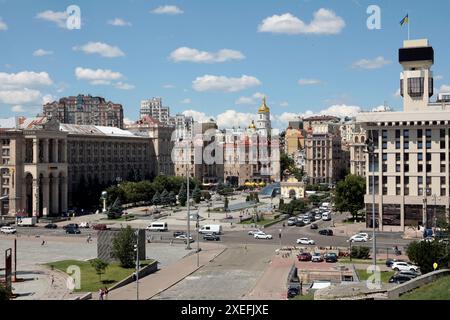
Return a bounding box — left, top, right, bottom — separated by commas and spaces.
304, 116, 347, 185
0, 117, 155, 217
356, 38, 450, 231
348, 123, 367, 177
43, 95, 124, 129
140, 98, 171, 125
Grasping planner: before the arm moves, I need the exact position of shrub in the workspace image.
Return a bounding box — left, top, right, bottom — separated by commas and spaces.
112, 226, 136, 268
351, 246, 371, 259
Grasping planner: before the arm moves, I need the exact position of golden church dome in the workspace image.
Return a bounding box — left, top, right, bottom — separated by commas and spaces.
248, 120, 256, 129
258, 97, 270, 113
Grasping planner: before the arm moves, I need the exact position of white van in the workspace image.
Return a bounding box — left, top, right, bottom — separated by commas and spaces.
322, 212, 331, 221
146, 222, 168, 232
199, 225, 222, 235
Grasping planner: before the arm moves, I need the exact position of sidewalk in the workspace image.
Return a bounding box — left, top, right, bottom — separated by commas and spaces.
108, 242, 226, 300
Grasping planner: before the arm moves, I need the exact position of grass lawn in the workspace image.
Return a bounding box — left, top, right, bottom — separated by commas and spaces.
339, 258, 386, 264
398, 276, 450, 300
290, 292, 315, 300
45, 259, 154, 293
356, 269, 395, 283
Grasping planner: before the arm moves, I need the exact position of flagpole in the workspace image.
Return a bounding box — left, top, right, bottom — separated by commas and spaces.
408, 15, 410, 40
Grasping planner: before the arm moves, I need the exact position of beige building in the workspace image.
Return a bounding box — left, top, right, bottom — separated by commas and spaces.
356, 39, 450, 231
348, 123, 367, 177
304, 117, 347, 185
0, 117, 155, 217
281, 176, 305, 199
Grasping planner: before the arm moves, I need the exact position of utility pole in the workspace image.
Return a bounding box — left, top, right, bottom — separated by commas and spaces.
185, 139, 192, 250
197, 213, 200, 267
365, 135, 377, 269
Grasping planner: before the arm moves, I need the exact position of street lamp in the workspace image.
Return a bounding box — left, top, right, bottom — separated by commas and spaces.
134, 230, 140, 300
101, 191, 107, 213
180, 137, 193, 250
365, 136, 377, 268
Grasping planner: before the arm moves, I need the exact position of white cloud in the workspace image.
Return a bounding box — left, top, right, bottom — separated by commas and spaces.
319, 105, 362, 118
124, 117, 134, 125
182, 110, 212, 123
73, 42, 125, 58
108, 18, 132, 27
0, 17, 8, 31
11, 105, 25, 113
440, 85, 450, 93
42, 94, 55, 104
163, 84, 175, 89
435, 75, 444, 81
216, 110, 255, 128
115, 82, 135, 90
235, 92, 266, 105
33, 49, 53, 57
372, 105, 392, 112
352, 56, 391, 69
192, 75, 261, 93
0, 88, 42, 105
180, 98, 192, 104
258, 8, 345, 35
170, 47, 245, 63
151, 5, 183, 15
35, 10, 68, 28
75, 67, 123, 85
298, 79, 322, 86
280, 101, 289, 107
0, 71, 53, 89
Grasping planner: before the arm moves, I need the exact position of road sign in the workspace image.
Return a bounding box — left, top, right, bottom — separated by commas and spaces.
433, 262, 438, 271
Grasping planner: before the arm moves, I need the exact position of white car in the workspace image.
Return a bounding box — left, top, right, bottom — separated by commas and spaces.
248, 229, 263, 236
296, 238, 315, 245
79, 222, 90, 228
391, 262, 420, 272
303, 218, 311, 224
349, 234, 368, 242
314, 214, 322, 220
254, 232, 273, 240
0, 226, 17, 234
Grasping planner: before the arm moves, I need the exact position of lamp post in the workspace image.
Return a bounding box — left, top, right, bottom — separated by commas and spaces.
134, 230, 140, 300
365, 136, 377, 268
182, 138, 193, 250
197, 211, 200, 267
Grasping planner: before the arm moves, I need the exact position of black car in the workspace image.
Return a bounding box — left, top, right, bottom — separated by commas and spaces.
295, 220, 306, 227
287, 286, 300, 298
325, 253, 338, 263
65, 227, 81, 234
319, 229, 333, 236
63, 223, 79, 230
203, 233, 221, 241
45, 223, 57, 229
310, 223, 318, 230
389, 274, 412, 284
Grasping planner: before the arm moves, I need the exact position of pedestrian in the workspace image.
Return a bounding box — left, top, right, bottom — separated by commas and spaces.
41, 240, 45, 246
104, 287, 109, 300
51, 275, 54, 287
99, 288, 104, 300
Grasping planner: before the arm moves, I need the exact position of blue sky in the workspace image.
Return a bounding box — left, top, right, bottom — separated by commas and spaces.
1, 0, 449, 128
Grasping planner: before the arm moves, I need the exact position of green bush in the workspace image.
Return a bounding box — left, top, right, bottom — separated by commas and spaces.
0, 284, 11, 301
406, 240, 450, 273
351, 246, 371, 259
112, 226, 136, 268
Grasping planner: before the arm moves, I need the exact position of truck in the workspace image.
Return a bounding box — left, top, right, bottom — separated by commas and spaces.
198, 224, 222, 235
17, 217, 37, 227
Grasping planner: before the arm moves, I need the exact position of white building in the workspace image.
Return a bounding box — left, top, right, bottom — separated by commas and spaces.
140, 98, 171, 125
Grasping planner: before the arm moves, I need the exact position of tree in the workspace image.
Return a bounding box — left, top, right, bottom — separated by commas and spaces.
160, 189, 169, 206
193, 185, 202, 204
90, 258, 109, 282
168, 191, 176, 207
112, 226, 136, 268
178, 183, 187, 206
308, 194, 321, 206
351, 246, 370, 260
334, 174, 366, 220
406, 240, 450, 274
0, 284, 11, 301
202, 191, 211, 201
152, 191, 161, 207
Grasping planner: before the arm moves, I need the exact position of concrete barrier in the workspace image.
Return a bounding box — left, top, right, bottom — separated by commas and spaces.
73, 292, 92, 300
108, 260, 158, 292
387, 269, 450, 299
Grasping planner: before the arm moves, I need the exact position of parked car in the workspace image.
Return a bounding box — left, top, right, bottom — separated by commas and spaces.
63, 223, 79, 230
297, 252, 312, 262
254, 232, 273, 240
392, 262, 420, 273
398, 270, 420, 278
203, 233, 221, 241
311, 252, 324, 262
319, 229, 333, 236
314, 214, 322, 220
248, 229, 263, 235
79, 222, 90, 228
386, 259, 406, 268
287, 217, 298, 226
420, 237, 435, 243
65, 227, 81, 234
176, 234, 194, 243
287, 286, 300, 298
303, 218, 311, 224
295, 220, 306, 227
44, 223, 58, 229
310, 223, 319, 230
92, 224, 109, 231
0, 226, 17, 234
297, 238, 315, 245
173, 231, 186, 238
389, 274, 413, 284
324, 253, 338, 263
348, 234, 368, 242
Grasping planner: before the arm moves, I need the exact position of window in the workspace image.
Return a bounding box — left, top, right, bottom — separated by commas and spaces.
405, 176, 409, 185
404, 164, 409, 172
396, 141, 401, 149
426, 129, 432, 138
418, 176, 423, 185
441, 141, 446, 149
418, 188, 424, 196
396, 153, 401, 162
404, 142, 409, 149
418, 141, 423, 149
441, 153, 446, 162
426, 153, 432, 161
418, 153, 423, 161
427, 164, 432, 173
383, 154, 388, 161
396, 164, 401, 172
426, 141, 432, 149
404, 153, 409, 162
418, 129, 423, 138
404, 130, 410, 138
440, 129, 446, 139
441, 164, 446, 173
408, 77, 424, 97
441, 188, 446, 197
382, 130, 388, 139
396, 176, 401, 184
396, 187, 401, 196
396, 130, 401, 139
441, 177, 446, 185
382, 142, 387, 150
418, 164, 423, 172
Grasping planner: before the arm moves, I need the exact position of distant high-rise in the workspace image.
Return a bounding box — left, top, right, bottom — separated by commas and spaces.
140, 98, 171, 125
43, 94, 124, 129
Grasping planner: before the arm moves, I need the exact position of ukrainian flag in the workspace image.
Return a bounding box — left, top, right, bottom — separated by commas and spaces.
400, 14, 409, 26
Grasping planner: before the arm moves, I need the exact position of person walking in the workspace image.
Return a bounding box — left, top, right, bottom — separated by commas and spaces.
51, 275, 54, 287
99, 288, 104, 300
104, 287, 109, 300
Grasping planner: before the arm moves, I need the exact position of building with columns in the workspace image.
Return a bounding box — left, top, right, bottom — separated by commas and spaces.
356, 39, 450, 231
0, 117, 156, 217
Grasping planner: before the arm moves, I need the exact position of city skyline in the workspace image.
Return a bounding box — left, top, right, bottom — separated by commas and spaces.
1, 0, 450, 129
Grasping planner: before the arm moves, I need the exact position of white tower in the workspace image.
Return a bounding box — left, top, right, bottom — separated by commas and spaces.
256, 97, 271, 135
399, 39, 434, 111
